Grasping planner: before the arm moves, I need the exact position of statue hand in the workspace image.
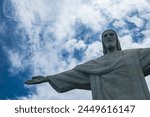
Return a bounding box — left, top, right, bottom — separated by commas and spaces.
25, 76, 47, 85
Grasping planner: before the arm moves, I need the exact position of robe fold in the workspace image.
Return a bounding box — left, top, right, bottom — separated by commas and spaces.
48, 48, 150, 100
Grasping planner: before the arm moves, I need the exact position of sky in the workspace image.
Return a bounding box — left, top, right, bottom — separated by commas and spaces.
1, 0, 150, 99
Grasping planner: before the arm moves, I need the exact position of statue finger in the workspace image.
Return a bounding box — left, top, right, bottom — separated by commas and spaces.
32, 76, 39, 79
24, 80, 35, 85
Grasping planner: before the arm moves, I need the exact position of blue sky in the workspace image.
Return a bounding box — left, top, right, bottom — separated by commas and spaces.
0, 0, 31, 99
1, 0, 150, 99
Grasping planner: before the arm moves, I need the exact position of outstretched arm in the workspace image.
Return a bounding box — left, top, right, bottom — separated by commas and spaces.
47, 69, 90, 93
25, 69, 90, 93
25, 76, 49, 85
137, 48, 150, 76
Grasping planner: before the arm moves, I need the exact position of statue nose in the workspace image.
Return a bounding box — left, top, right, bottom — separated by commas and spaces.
108, 35, 111, 38
107, 36, 113, 41
108, 36, 111, 40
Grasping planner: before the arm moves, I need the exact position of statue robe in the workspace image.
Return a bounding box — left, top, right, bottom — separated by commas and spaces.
48, 48, 150, 100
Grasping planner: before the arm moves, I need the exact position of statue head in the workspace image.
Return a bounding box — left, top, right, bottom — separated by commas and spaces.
102, 29, 122, 55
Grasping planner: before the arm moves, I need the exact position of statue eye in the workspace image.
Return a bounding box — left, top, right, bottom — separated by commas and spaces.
104, 34, 107, 38
109, 33, 114, 36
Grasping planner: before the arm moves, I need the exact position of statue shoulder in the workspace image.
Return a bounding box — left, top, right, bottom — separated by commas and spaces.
122, 48, 140, 54
122, 48, 150, 56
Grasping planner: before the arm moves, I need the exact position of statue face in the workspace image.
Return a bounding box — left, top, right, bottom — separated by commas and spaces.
102, 30, 117, 50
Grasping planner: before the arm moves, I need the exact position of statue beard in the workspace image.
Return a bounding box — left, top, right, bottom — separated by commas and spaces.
106, 45, 116, 52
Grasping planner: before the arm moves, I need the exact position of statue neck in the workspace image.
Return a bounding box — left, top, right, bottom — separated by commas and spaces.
106, 47, 118, 54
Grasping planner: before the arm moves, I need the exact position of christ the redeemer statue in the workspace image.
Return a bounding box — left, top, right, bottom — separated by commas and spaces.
25, 29, 150, 100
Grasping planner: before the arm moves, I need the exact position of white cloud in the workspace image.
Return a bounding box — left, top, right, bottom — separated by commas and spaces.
113, 20, 126, 28
3, 0, 150, 99
126, 16, 145, 28
84, 41, 102, 61
9, 51, 22, 68
6, 49, 25, 73
64, 39, 86, 53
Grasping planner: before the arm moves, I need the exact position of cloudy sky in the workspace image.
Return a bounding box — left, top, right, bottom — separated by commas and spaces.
1, 0, 150, 99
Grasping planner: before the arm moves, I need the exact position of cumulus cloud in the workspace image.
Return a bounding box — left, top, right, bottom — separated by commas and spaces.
83, 41, 102, 61
7, 50, 23, 72
3, 0, 150, 99
64, 39, 86, 53
126, 16, 145, 28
